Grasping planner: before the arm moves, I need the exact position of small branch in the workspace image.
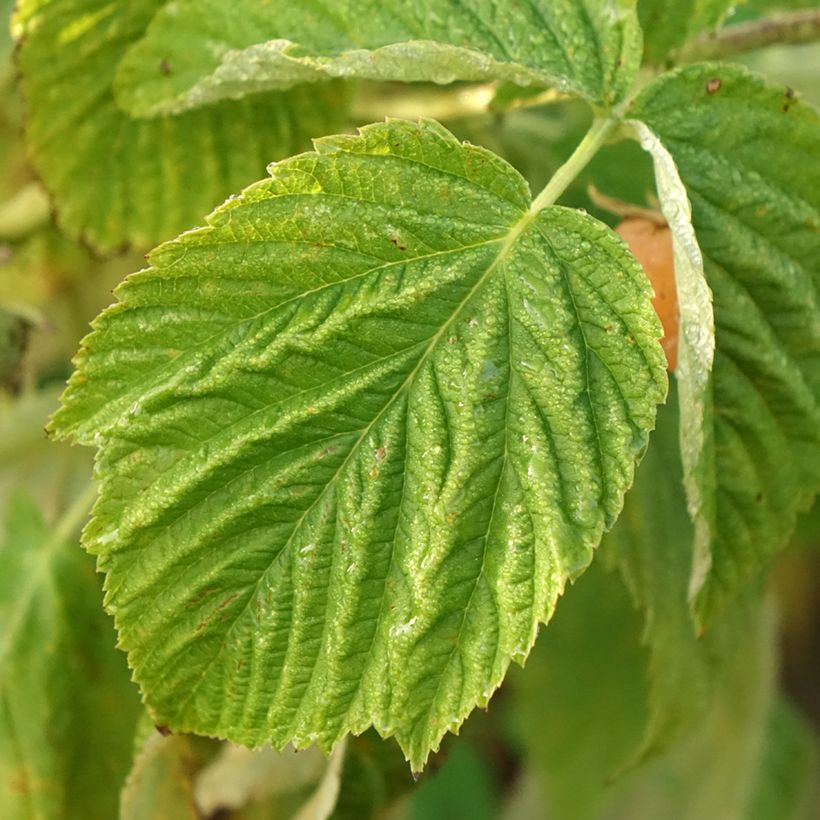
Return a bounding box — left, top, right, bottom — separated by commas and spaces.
587, 185, 667, 226
677, 9, 820, 63
529, 114, 622, 215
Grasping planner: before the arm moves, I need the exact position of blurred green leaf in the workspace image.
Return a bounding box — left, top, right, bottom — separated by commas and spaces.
0, 493, 141, 819
0, 388, 92, 524
14, 0, 351, 250
743, 699, 820, 820
120, 732, 220, 820
508, 560, 650, 820
411, 744, 499, 820
638, 0, 739, 64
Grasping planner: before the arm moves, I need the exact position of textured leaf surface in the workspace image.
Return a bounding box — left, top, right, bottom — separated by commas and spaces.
113, 0, 642, 117
14, 0, 350, 251
633, 64, 820, 623
52, 119, 666, 769
638, 0, 738, 63
0, 494, 141, 820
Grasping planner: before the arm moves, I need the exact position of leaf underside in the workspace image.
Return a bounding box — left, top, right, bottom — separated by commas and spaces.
112, 0, 642, 117
52, 119, 666, 769
14, 0, 350, 250
634, 64, 820, 624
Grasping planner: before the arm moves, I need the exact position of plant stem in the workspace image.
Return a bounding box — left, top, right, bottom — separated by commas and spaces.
529, 113, 621, 215
677, 9, 820, 62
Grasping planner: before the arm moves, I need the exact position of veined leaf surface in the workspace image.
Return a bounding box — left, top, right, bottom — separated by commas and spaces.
52, 119, 666, 769
14, 0, 349, 250
633, 64, 820, 624
113, 0, 642, 117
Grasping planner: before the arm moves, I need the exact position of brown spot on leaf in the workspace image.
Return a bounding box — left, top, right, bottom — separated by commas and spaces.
159, 59, 171, 76
155, 725, 172, 736
706, 77, 721, 94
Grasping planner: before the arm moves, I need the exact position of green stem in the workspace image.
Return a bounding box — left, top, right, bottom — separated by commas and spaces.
529, 114, 621, 215
677, 9, 820, 62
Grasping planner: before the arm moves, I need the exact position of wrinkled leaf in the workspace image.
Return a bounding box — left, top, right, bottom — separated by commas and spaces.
633, 63, 820, 624
14, 0, 350, 250
113, 0, 642, 117
52, 118, 666, 770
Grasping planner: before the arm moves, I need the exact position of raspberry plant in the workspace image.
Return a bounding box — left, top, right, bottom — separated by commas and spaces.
1, 1, 819, 817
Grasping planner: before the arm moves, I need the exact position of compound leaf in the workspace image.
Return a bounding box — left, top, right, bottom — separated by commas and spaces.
14, 0, 350, 251
113, 0, 642, 117
52, 119, 666, 770
633, 64, 820, 624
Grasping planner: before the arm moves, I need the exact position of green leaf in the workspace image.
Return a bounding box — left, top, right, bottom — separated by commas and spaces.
638, 0, 740, 64
14, 0, 350, 251
743, 699, 820, 820
332, 733, 412, 820
113, 0, 642, 118
600, 586, 776, 820
52, 118, 666, 770
508, 559, 651, 820
0, 0, 14, 71
0, 388, 92, 524
603, 385, 763, 761
626, 119, 715, 588
633, 63, 820, 624
0, 493, 141, 820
